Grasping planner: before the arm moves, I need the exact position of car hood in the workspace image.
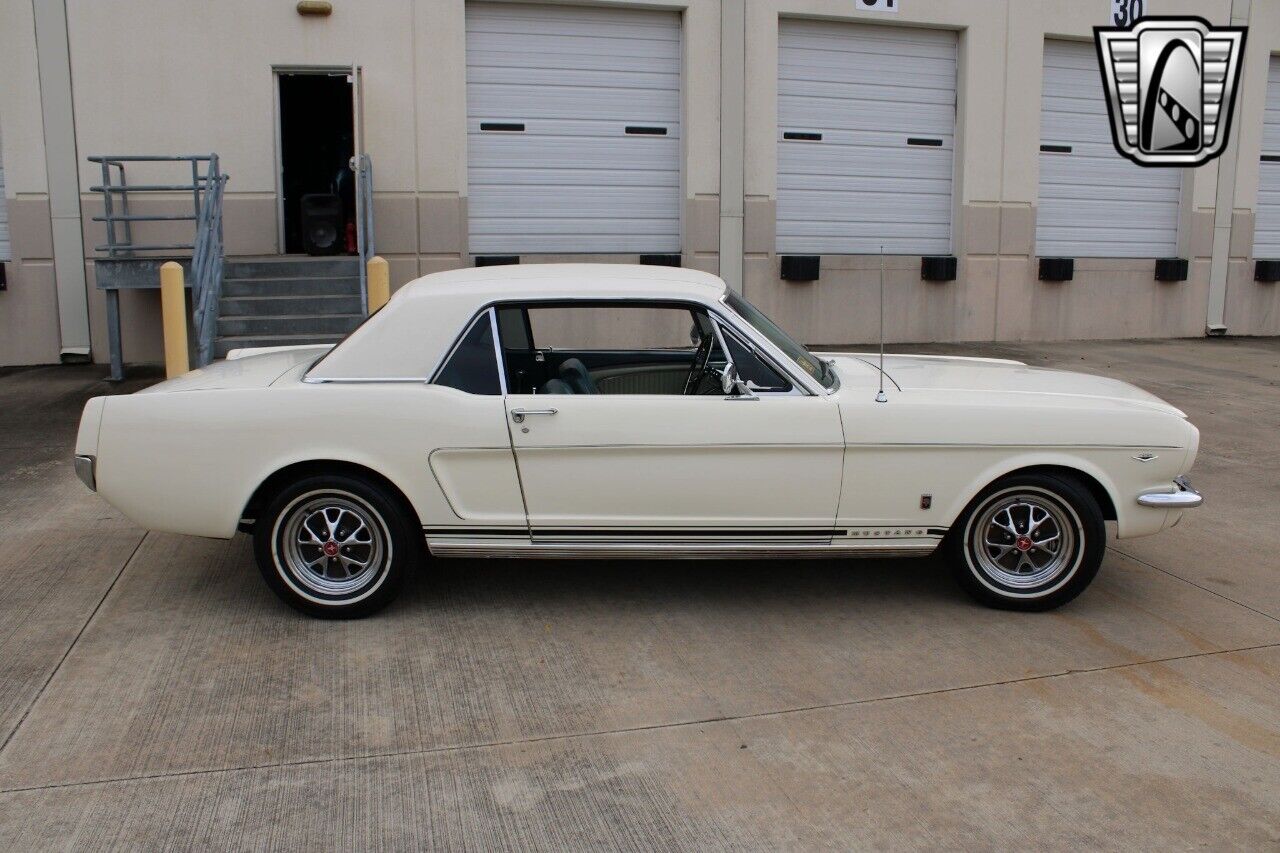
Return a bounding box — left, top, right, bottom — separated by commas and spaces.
824, 352, 1185, 416
137, 345, 333, 393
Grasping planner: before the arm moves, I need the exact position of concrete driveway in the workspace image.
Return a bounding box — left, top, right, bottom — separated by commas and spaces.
0, 338, 1277, 849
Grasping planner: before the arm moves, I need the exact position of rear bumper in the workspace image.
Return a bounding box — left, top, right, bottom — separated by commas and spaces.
1137, 475, 1202, 509
74, 454, 96, 492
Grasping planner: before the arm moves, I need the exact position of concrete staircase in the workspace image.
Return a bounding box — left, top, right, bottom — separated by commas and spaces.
215, 257, 364, 359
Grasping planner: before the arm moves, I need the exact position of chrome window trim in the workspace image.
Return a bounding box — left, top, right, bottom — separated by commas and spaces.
711, 317, 804, 397
487, 307, 509, 396
303, 377, 429, 384
477, 296, 822, 398
426, 308, 507, 395
718, 294, 831, 396
324, 294, 826, 397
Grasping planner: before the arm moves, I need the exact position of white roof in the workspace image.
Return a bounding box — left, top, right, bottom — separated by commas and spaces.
395, 263, 726, 303
309, 264, 729, 380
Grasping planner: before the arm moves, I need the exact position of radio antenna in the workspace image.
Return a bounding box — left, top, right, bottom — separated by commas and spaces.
875, 245, 888, 403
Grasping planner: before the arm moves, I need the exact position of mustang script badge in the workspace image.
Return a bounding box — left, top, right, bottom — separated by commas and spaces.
1094, 16, 1246, 167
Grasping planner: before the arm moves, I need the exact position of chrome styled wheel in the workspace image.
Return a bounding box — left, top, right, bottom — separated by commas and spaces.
255, 473, 417, 618
948, 474, 1105, 611
269, 488, 394, 607
281, 494, 386, 596
972, 494, 1077, 589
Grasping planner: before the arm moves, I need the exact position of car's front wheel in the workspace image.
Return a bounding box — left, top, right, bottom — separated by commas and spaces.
253, 474, 417, 618
946, 473, 1105, 611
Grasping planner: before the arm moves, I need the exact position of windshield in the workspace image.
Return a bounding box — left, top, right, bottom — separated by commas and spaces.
724, 291, 836, 390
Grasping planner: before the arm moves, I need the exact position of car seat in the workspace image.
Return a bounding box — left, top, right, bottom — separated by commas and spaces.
539, 377, 574, 394
558, 358, 600, 395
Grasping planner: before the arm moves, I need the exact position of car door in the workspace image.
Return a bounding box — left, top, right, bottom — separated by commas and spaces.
500, 302, 845, 542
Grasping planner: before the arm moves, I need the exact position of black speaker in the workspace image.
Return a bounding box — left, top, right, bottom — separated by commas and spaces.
921, 256, 957, 282
1154, 258, 1188, 282
781, 255, 820, 282
300, 193, 343, 256
1255, 259, 1280, 282
1039, 257, 1074, 282
640, 254, 682, 267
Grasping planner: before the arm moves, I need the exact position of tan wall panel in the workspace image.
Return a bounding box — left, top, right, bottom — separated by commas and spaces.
685, 252, 719, 275
9, 198, 54, 260
65, 0, 418, 193
419, 194, 466, 256
0, 261, 62, 365
0, 0, 49, 194
418, 255, 467, 279
371, 193, 417, 256
995, 259, 1210, 342
963, 205, 1000, 256
685, 195, 720, 256
0, 200, 60, 364
743, 254, 996, 346
1223, 262, 1280, 336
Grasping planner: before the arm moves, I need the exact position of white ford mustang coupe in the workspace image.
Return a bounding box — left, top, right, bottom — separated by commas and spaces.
74, 265, 1202, 617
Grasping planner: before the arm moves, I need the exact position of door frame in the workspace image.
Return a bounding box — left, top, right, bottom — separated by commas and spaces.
271, 64, 360, 255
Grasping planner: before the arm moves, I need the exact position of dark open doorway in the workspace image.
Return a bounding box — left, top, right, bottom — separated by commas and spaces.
277, 71, 355, 254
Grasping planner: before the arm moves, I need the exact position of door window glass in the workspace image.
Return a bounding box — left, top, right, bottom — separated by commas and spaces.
526, 305, 693, 350
497, 303, 707, 395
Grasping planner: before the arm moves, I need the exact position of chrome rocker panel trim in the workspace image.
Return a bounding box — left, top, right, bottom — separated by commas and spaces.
1136, 475, 1202, 509
425, 529, 944, 560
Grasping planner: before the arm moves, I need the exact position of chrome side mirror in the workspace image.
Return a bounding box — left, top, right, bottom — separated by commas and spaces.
721, 363, 756, 399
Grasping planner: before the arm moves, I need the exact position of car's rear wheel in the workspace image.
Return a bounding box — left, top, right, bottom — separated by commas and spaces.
253, 474, 416, 618
946, 473, 1105, 611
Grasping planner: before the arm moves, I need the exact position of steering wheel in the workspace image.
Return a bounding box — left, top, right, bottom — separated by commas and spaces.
682, 328, 716, 395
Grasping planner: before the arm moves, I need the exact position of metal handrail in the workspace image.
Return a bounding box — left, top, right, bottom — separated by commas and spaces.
87, 153, 229, 365
355, 153, 375, 314
191, 156, 227, 367
86, 154, 225, 256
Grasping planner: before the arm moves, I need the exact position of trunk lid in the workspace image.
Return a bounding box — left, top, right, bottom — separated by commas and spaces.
137, 346, 332, 393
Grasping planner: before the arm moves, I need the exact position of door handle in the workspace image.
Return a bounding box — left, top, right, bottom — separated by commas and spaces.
510, 408, 557, 423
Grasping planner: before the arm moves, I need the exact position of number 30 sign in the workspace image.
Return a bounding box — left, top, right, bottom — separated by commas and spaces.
1111, 0, 1146, 28
856, 0, 898, 12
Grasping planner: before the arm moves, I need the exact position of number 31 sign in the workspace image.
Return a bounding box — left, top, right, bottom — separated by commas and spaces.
857, 0, 898, 12
1111, 0, 1146, 28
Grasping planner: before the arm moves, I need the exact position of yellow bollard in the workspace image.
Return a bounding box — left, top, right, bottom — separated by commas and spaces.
160, 261, 189, 378
367, 255, 390, 314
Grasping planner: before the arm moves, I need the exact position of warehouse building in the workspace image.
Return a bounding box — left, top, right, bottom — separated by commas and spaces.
1, 0, 1278, 369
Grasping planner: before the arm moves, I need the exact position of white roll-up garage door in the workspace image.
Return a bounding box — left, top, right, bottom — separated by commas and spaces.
777, 21, 956, 256
1037, 40, 1181, 258
0, 123, 10, 262
1253, 56, 1280, 259
465, 2, 681, 255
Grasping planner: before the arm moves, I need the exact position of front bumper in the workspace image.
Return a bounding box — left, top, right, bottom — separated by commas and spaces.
1137, 475, 1202, 509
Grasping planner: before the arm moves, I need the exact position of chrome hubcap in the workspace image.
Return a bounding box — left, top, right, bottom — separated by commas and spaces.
972, 494, 1076, 589
281, 495, 385, 596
